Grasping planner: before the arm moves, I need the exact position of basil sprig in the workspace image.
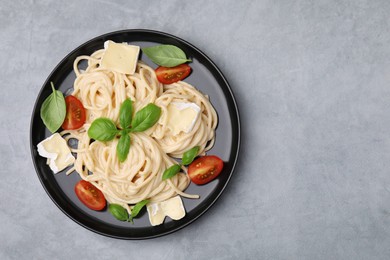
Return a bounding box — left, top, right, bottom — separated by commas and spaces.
162, 164, 182, 181
116, 132, 131, 162
108, 204, 129, 221
162, 146, 200, 180
181, 146, 200, 166
87, 99, 161, 162
131, 103, 161, 132
108, 200, 150, 223
88, 118, 118, 141
142, 45, 191, 67
119, 99, 133, 129
130, 199, 150, 221
40, 82, 66, 133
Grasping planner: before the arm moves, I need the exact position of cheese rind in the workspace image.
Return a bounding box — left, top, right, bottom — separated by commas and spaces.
146, 196, 186, 226
160, 196, 186, 220
100, 40, 140, 75
167, 102, 201, 135
146, 203, 166, 226
37, 133, 75, 173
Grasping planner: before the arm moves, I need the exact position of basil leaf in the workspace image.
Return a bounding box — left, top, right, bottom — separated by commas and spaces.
108, 204, 129, 221
40, 82, 66, 133
181, 146, 200, 165
119, 99, 133, 129
117, 131, 130, 162
162, 164, 181, 180
142, 45, 191, 67
88, 118, 118, 141
131, 103, 161, 132
130, 199, 150, 221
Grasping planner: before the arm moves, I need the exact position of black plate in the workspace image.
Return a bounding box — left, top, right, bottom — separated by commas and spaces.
30, 29, 240, 239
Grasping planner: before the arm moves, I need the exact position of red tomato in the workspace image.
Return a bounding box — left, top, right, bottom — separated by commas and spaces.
188, 155, 224, 185
155, 64, 191, 84
74, 180, 106, 210
62, 95, 86, 130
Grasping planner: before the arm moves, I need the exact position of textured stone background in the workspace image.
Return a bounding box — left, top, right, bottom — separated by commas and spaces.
1, 0, 390, 259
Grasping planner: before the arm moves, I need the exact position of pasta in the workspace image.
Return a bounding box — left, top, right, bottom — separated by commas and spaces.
62, 44, 217, 214
149, 81, 218, 158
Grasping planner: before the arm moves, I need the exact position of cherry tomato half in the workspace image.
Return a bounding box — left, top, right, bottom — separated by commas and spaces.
155, 64, 191, 84
188, 155, 224, 185
62, 95, 86, 130
74, 180, 106, 211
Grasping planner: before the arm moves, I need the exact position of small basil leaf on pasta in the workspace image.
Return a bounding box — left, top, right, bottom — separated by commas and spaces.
108, 204, 129, 221
181, 146, 200, 165
130, 199, 150, 222
142, 45, 191, 67
162, 164, 181, 180
119, 99, 133, 129
88, 118, 118, 141
131, 103, 161, 132
40, 82, 66, 133
117, 132, 130, 162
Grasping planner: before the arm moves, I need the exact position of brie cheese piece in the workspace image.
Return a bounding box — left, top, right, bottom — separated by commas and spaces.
100, 40, 140, 75
146, 196, 186, 226
146, 203, 166, 226
37, 133, 75, 174
166, 102, 201, 135
160, 195, 186, 220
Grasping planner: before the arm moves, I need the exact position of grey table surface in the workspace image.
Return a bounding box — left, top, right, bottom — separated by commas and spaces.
1, 0, 390, 259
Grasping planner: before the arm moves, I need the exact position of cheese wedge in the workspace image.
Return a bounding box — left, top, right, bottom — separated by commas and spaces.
146, 203, 166, 226
167, 102, 201, 135
100, 40, 140, 75
146, 196, 186, 226
160, 196, 186, 220
37, 133, 75, 173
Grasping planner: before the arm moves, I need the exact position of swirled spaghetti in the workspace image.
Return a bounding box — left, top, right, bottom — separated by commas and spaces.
150, 81, 217, 158
62, 44, 217, 214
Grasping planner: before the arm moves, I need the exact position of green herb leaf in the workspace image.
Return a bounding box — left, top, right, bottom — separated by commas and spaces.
117, 131, 130, 162
40, 82, 66, 133
88, 118, 118, 141
119, 99, 133, 129
162, 164, 181, 180
119, 128, 131, 135
129, 199, 150, 222
108, 204, 129, 221
142, 45, 191, 67
131, 103, 161, 132
181, 146, 200, 165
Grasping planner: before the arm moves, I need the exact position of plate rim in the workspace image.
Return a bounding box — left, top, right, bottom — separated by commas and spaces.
30, 29, 241, 239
